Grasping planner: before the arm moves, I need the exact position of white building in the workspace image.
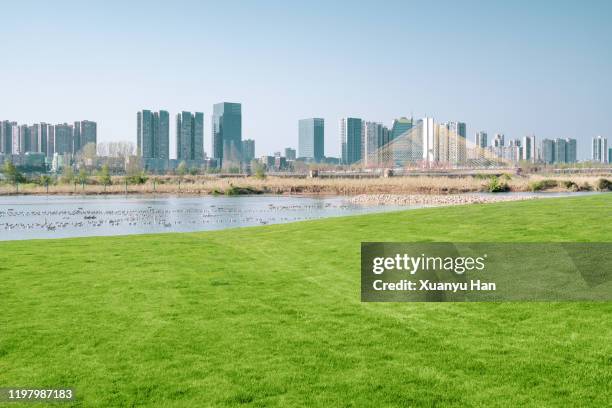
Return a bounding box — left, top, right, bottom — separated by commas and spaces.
592, 136, 608, 163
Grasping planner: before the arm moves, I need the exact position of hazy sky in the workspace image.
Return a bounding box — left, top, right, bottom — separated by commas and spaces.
1, 0, 610, 159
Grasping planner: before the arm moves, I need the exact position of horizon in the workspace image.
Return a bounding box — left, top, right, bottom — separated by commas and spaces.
1, 0, 611, 160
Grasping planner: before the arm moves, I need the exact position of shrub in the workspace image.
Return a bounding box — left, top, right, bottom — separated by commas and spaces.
595, 178, 612, 191
225, 185, 263, 196
579, 182, 593, 191
529, 179, 558, 192
125, 172, 148, 185
486, 176, 510, 193
562, 180, 579, 191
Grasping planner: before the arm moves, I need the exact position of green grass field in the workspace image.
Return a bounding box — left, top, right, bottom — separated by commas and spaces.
1, 195, 611, 407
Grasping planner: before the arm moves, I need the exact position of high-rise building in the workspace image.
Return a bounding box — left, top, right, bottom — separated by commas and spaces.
475, 131, 487, 148
73, 121, 81, 153
541, 139, 555, 164
540, 138, 577, 164
363, 122, 386, 166
176, 111, 204, 161
80, 120, 97, 149
391, 117, 413, 141
1, 121, 15, 154
242, 139, 256, 162
47, 125, 55, 158
340, 117, 363, 165
298, 118, 324, 162
555, 138, 567, 164
11, 124, 21, 154
212, 102, 242, 167
37, 123, 49, 156
493, 133, 505, 147
284, 147, 296, 161
137, 110, 169, 159
522, 135, 536, 162
592, 135, 608, 163
54, 123, 74, 154
565, 138, 577, 163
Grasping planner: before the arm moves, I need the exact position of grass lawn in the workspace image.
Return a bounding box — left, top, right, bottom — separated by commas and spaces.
0, 194, 611, 407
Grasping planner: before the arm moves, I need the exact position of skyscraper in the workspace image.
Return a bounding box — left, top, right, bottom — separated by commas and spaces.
298, 118, 324, 162
522, 135, 536, 162
212, 102, 242, 167
363, 122, 386, 166
137, 110, 169, 159
80, 121, 97, 149
1, 120, 14, 154
37, 123, 48, 156
73, 121, 81, 153
176, 111, 204, 161
242, 139, 255, 162
475, 131, 487, 148
340, 118, 363, 165
554, 138, 567, 163
592, 135, 609, 163
564, 138, 576, 163
54, 123, 74, 154
493, 133, 505, 147
541, 139, 555, 164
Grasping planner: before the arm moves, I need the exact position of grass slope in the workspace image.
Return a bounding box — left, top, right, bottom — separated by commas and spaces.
0, 195, 611, 407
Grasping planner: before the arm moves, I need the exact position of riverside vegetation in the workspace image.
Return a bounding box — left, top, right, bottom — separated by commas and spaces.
1, 162, 611, 196
0, 194, 611, 407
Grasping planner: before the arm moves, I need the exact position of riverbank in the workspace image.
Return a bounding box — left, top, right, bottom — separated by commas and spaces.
0, 174, 609, 196
348, 193, 539, 206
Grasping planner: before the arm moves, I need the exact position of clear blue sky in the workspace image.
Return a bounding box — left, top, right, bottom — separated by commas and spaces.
1, 0, 610, 159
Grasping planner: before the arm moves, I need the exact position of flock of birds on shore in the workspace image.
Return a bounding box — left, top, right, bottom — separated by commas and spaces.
0, 200, 368, 237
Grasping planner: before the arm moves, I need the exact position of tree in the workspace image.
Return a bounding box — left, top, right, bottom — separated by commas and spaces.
77, 168, 89, 185
61, 166, 74, 184
176, 161, 187, 177
98, 164, 112, 186
39, 174, 53, 186
2, 161, 25, 184
252, 161, 266, 180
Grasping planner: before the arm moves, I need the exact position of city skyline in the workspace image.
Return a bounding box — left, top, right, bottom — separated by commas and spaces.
1, 1, 611, 160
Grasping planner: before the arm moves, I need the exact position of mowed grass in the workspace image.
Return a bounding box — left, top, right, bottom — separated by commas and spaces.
0, 195, 611, 407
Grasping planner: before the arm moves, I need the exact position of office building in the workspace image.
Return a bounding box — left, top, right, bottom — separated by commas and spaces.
592, 135, 608, 163
1, 121, 14, 154
340, 117, 363, 165
212, 102, 242, 167
138, 110, 170, 159
242, 139, 256, 162
298, 118, 324, 162
284, 147, 296, 161
176, 111, 204, 161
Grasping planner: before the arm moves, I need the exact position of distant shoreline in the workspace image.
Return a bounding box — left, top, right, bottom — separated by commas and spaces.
0, 174, 609, 196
